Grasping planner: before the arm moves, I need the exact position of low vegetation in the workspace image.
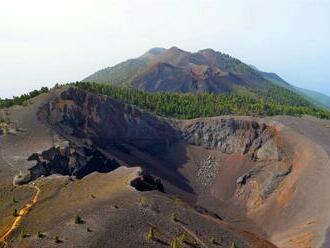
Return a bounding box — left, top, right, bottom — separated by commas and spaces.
37, 231, 45, 238
146, 227, 156, 241
76, 82, 330, 120
19, 227, 28, 239
0, 87, 49, 109
170, 238, 180, 248
74, 215, 84, 224
171, 213, 178, 222
54, 236, 62, 243
12, 208, 18, 217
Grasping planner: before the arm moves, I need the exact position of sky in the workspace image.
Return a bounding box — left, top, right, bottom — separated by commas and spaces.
1, 0, 329, 98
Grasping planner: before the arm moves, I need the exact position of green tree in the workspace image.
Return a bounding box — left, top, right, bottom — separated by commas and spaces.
75, 82, 330, 120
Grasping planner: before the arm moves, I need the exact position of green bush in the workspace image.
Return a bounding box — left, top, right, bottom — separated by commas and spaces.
170, 238, 180, 248
74, 215, 84, 224
55, 236, 61, 243
230, 241, 237, 248
19, 228, 28, 239
13, 208, 18, 217
146, 227, 155, 241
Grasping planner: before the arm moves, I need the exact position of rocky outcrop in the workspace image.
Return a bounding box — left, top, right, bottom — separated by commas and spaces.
235, 161, 292, 211
39, 88, 282, 163
130, 172, 165, 192
33, 87, 289, 206
181, 118, 280, 161
18, 142, 119, 183
178, 117, 291, 211
39, 87, 180, 155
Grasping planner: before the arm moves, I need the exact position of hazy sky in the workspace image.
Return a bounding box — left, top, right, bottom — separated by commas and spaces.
1, 0, 329, 98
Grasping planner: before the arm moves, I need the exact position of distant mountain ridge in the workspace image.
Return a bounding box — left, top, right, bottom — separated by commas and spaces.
296, 87, 330, 109
83, 47, 330, 109
83, 46, 271, 94
253, 66, 330, 109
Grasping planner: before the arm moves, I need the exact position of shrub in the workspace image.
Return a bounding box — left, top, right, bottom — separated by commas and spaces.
19, 228, 28, 239
171, 213, 178, 222
74, 215, 84, 224
230, 241, 237, 248
146, 227, 155, 241
13, 208, 18, 217
37, 231, 45, 238
55, 236, 61, 243
179, 233, 188, 243
170, 238, 180, 248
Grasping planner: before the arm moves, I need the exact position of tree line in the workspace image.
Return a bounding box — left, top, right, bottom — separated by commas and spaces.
0, 87, 49, 109
76, 82, 330, 120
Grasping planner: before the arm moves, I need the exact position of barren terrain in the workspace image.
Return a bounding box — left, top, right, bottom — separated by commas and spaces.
0, 87, 330, 247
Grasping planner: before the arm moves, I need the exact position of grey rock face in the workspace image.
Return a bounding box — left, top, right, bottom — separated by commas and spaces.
25, 143, 119, 182
259, 165, 292, 199
31, 88, 286, 191
182, 118, 276, 160
39, 87, 180, 155
236, 163, 292, 201
255, 139, 282, 161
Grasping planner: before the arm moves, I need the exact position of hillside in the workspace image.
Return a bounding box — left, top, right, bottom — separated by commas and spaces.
296, 87, 330, 109
83, 47, 275, 94
77, 82, 330, 120
84, 47, 330, 110
254, 67, 330, 110
0, 87, 278, 248
83, 48, 165, 86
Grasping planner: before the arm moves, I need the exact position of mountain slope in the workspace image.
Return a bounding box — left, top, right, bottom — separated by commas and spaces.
83, 47, 272, 94
256, 70, 292, 90
83, 58, 149, 86
83, 47, 166, 86
249, 66, 330, 110
2, 86, 330, 247
83, 47, 323, 111
296, 87, 330, 109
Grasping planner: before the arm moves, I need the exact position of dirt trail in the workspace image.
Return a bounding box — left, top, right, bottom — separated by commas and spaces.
0, 184, 41, 247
